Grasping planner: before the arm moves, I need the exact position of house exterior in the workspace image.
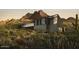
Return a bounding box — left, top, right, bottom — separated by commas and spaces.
21, 19, 34, 29
22, 23, 34, 29
34, 14, 63, 32
21, 10, 63, 32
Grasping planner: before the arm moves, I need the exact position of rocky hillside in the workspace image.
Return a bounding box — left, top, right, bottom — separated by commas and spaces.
19, 10, 48, 23
30, 10, 48, 20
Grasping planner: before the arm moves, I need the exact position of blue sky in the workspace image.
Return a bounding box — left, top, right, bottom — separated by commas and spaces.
0, 9, 79, 20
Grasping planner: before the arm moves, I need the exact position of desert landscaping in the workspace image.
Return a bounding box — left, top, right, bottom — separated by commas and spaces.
0, 10, 79, 49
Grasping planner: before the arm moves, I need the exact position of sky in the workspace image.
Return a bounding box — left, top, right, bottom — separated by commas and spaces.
0, 9, 79, 20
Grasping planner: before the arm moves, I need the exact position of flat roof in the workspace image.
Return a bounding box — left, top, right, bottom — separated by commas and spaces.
22, 23, 34, 27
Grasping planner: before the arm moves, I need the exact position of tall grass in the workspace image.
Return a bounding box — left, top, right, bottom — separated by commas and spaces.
0, 20, 79, 48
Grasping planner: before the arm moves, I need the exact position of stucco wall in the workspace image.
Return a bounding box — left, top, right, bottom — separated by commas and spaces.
34, 24, 47, 32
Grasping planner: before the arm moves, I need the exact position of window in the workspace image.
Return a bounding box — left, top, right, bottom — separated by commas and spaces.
40, 19, 42, 25
53, 17, 57, 24
37, 20, 39, 25
42, 18, 45, 24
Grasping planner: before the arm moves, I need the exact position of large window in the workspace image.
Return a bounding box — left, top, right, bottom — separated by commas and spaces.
42, 18, 45, 24
53, 17, 57, 24
37, 20, 39, 25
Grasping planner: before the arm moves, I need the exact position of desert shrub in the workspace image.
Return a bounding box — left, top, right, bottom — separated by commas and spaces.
0, 19, 79, 48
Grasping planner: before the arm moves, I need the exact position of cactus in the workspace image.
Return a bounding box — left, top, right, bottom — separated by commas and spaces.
75, 14, 78, 31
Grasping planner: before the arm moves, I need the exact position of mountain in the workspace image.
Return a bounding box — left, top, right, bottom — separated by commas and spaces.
20, 13, 32, 21
66, 17, 76, 24
21, 13, 32, 19
19, 10, 48, 24
6, 18, 16, 24
30, 10, 48, 20
67, 17, 75, 20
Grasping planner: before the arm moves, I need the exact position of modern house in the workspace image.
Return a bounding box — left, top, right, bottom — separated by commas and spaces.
21, 10, 63, 32
33, 14, 63, 32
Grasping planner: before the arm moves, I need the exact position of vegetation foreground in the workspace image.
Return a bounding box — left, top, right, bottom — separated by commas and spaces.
0, 19, 79, 49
